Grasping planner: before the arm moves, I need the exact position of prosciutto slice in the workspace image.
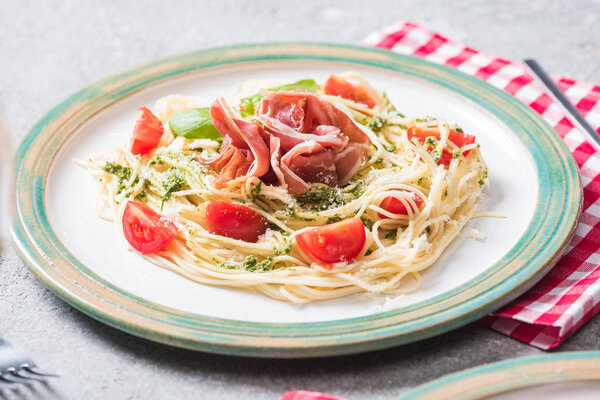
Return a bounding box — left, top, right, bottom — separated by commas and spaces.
200, 98, 270, 187
258, 111, 348, 153
202, 91, 372, 194
257, 90, 371, 146
334, 142, 370, 186
280, 141, 338, 193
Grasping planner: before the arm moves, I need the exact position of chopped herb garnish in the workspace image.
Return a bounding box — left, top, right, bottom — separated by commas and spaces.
383, 143, 397, 153
367, 115, 385, 132
424, 136, 438, 146
326, 215, 342, 224
102, 161, 136, 195
416, 116, 436, 123
161, 168, 187, 210
148, 154, 165, 166
285, 206, 314, 221
249, 181, 262, 202
295, 182, 364, 212
347, 180, 366, 197
430, 149, 442, 163
219, 255, 273, 272
103, 161, 132, 180
452, 151, 462, 159
273, 240, 292, 256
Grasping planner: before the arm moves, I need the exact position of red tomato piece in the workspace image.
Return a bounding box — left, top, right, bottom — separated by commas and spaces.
438, 148, 453, 165
122, 201, 178, 254
406, 126, 476, 166
130, 106, 164, 155
296, 217, 366, 264
378, 194, 425, 219
406, 126, 440, 143
205, 201, 269, 243
324, 75, 377, 108
281, 390, 343, 400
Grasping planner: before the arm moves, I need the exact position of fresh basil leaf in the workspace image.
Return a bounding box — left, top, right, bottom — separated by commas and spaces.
168, 108, 222, 140
275, 79, 318, 92
239, 93, 263, 118
238, 79, 318, 118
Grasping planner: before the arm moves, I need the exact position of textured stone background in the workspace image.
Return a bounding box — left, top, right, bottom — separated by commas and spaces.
1, 1, 600, 399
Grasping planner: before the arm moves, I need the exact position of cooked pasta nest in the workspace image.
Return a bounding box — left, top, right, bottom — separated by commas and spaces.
78, 73, 488, 303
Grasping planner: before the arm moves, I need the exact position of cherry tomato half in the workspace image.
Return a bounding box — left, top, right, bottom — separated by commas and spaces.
378, 194, 425, 219
296, 217, 366, 264
206, 201, 269, 243
324, 75, 377, 108
122, 201, 178, 254
130, 106, 164, 155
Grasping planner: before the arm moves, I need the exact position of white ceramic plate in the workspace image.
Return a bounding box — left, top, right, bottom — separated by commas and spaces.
13, 44, 580, 356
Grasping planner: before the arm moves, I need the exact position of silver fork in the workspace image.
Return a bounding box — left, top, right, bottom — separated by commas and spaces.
0, 338, 58, 388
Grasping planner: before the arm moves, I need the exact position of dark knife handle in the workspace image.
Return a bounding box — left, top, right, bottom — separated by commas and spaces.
524, 58, 600, 153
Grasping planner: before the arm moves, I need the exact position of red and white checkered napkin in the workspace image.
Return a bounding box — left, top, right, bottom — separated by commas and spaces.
363, 21, 600, 349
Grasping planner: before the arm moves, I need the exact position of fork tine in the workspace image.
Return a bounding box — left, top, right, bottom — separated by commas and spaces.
0, 370, 33, 385
22, 365, 59, 378
11, 368, 49, 382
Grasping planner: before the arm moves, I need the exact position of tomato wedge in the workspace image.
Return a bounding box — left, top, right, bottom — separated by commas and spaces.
122, 201, 178, 254
281, 390, 343, 400
296, 217, 366, 264
378, 194, 424, 219
407, 126, 476, 166
130, 106, 164, 155
324, 75, 377, 108
206, 201, 269, 243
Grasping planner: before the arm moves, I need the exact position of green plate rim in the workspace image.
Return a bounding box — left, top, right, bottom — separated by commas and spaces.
398, 351, 600, 399
12, 42, 582, 357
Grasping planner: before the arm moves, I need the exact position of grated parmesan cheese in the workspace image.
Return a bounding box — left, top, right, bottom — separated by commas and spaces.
467, 228, 486, 241
368, 294, 407, 313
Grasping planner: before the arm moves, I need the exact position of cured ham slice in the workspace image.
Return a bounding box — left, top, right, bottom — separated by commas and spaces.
281, 141, 338, 193
200, 98, 270, 187
259, 115, 348, 153
269, 136, 289, 189
334, 143, 370, 186
257, 90, 371, 146
202, 91, 372, 193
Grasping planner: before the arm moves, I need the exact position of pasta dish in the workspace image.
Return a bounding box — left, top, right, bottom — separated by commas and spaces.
77, 72, 488, 303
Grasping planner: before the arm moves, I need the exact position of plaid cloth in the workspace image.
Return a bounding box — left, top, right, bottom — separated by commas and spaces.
363, 21, 600, 350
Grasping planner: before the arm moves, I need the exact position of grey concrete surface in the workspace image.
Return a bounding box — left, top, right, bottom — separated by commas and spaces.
1, 1, 600, 399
